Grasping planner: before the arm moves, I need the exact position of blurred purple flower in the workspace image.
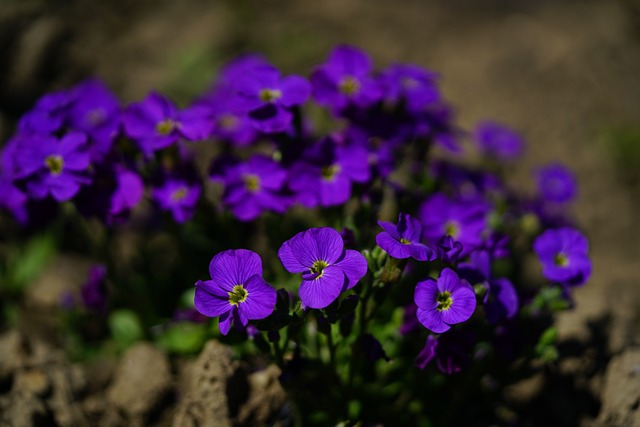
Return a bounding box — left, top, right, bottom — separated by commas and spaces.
415, 330, 476, 374
13, 132, 91, 201
221, 155, 289, 221
311, 45, 382, 112
458, 250, 519, 323
123, 92, 213, 155
474, 121, 523, 160
533, 227, 591, 286
536, 163, 577, 203
419, 193, 488, 256
69, 79, 121, 162
230, 65, 310, 133
81, 264, 108, 312
152, 178, 200, 223
379, 64, 440, 113
288, 137, 370, 207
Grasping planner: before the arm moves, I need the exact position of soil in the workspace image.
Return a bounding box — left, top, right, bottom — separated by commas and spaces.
1, 0, 639, 425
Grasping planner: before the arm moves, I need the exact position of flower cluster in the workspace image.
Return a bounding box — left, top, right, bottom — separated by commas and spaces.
0, 45, 593, 426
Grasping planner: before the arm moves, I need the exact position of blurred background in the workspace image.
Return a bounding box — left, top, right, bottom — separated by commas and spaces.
1, 0, 639, 425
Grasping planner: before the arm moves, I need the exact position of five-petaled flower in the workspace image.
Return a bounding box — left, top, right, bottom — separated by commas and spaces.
194, 249, 277, 335
278, 227, 368, 309
533, 227, 591, 286
414, 268, 476, 334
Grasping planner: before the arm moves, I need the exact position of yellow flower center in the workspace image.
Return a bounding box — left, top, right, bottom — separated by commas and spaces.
87, 108, 106, 126
259, 89, 282, 103
399, 238, 411, 245
218, 114, 239, 130
44, 155, 64, 176
156, 119, 177, 136
243, 174, 261, 192
444, 221, 460, 238
402, 77, 418, 89
554, 253, 569, 267
310, 260, 329, 278
436, 291, 453, 311
170, 187, 188, 202
321, 164, 341, 181
339, 76, 361, 96
228, 285, 249, 305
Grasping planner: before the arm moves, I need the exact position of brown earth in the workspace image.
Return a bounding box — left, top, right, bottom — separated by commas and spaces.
1, 0, 639, 425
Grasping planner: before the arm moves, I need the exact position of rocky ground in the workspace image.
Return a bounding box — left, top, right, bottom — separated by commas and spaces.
1, 0, 639, 425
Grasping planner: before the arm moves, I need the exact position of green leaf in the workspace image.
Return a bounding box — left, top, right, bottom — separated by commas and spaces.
157, 322, 207, 355
7, 233, 56, 291
109, 310, 144, 348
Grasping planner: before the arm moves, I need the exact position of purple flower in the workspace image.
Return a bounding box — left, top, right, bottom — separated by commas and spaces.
435, 236, 464, 263
533, 227, 591, 286
230, 65, 310, 133
536, 163, 577, 203
311, 45, 382, 111
414, 268, 476, 333
379, 64, 440, 113
0, 172, 28, 223
399, 303, 420, 336
18, 89, 73, 134
108, 167, 144, 223
123, 92, 213, 155
194, 249, 277, 335
152, 179, 200, 223
288, 138, 370, 207
221, 155, 289, 221
345, 126, 400, 178
418, 193, 488, 256
473, 121, 523, 160
13, 132, 91, 201
458, 250, 519, 323
69, 79, 121, 162
376, 213, 436, 261
195, 87, 257, 146
278, 227, 368, 309
81, 264, 108, 312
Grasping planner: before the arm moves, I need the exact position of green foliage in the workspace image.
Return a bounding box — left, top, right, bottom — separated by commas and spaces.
109, 309, 144, 350
600, 125, 640, 190
157, 322, 208, 355
3, 233, 56, 292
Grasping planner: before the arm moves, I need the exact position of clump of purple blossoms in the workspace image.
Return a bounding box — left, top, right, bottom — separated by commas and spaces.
278, 227, 368, 309
533, 227, 591, 286
414, 268, 477, 334
194, 249, 277, 335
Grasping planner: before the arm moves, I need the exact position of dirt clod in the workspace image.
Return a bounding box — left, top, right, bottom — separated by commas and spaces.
106, 342, 172, 420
